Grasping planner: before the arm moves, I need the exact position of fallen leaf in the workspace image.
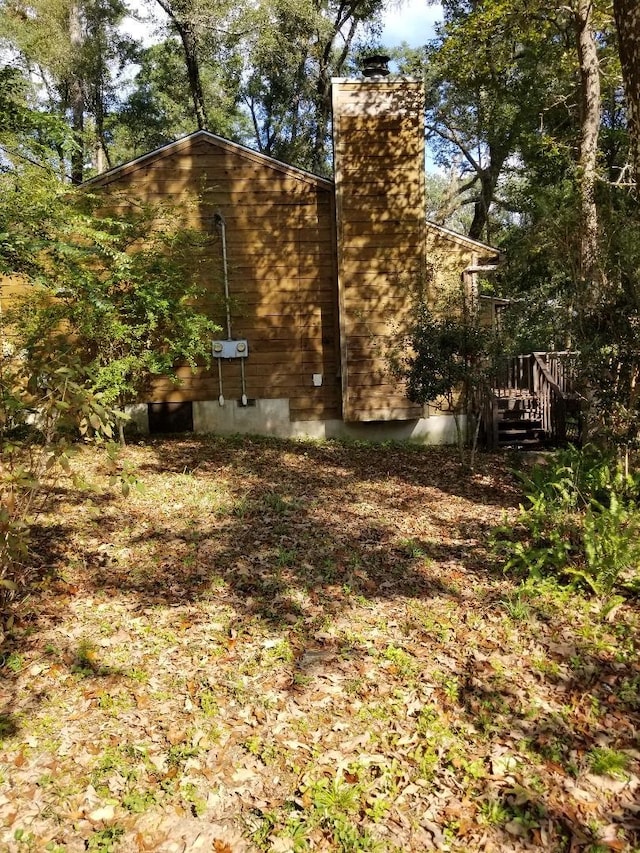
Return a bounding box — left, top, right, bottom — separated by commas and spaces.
88, 804, 115, 823
270, 839, 295, 852
504, 819, 527, 837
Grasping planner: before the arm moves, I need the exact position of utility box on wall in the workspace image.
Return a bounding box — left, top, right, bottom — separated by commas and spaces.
212, 339, 249, 359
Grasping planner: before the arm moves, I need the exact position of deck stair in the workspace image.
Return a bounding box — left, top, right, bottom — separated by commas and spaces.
493, 391, 544, 450
484, 352, 584, 450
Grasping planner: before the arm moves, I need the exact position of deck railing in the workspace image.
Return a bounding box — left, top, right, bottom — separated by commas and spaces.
532, 353, 566, 440
490, 353, 534, 395
533, 351, 581, 395
484, 351, 583, 447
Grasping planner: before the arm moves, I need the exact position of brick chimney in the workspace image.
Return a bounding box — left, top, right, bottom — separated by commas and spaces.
332, 73, 427, 421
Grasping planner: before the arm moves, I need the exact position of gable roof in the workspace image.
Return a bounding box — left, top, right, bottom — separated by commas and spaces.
425, 220, 500, 259
84, 131, 500, 260
83, 130, 335, 191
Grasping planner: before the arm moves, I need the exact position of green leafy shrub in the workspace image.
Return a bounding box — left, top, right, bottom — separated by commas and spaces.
395, 291, 493, 470
5, 192, 218, 444
1, 163, 218, 607
493, 445, 640, 595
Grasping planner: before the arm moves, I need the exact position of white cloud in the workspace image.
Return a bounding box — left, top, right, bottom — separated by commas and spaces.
120, 0, 165, 47
381, 0, 442, 47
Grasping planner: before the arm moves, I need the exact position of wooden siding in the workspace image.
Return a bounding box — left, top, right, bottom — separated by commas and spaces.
424, 224, 498, 284
332, 79, 427, 422
96, 137, 341, 422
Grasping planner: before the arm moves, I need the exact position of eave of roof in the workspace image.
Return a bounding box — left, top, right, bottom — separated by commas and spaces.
82, 130, 335, 191
83, 132, 500, 262
425, 220, 501, 258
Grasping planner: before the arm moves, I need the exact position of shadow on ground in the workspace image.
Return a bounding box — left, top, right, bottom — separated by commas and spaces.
74, 435, 519, 624
1, 435, 513, 735
2, 436, 638, 850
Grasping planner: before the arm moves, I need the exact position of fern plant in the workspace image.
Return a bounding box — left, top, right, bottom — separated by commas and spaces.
494, 446, 640, 596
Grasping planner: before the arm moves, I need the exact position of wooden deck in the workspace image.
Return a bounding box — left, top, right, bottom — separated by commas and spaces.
483, 352, 585, 449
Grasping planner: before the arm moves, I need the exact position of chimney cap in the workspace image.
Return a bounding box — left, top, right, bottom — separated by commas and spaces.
361, 54, 391, 77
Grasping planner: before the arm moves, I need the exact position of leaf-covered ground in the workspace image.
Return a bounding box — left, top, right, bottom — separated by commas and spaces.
1, 436, 639, 852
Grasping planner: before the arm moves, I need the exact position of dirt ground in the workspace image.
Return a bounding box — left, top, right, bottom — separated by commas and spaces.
1, 436, 638, 852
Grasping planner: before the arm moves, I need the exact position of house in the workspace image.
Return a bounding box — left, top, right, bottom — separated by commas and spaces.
83, 74, 499, 442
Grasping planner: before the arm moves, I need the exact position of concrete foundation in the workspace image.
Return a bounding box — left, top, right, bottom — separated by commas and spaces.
125, 403, 149, 434
126, 397, 462, 444
193, 398, 294, 437
183, 398, 462, 445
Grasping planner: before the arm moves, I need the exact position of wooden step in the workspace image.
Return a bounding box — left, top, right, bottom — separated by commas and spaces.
497, 416, 542, 429
498, 436, 543, 445
494, 396, 539, 414
497, 438, 544, 450
497, 417, 544, 449
500, 410, 542, 423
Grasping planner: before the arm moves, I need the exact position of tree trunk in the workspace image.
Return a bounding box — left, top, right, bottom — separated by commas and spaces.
468, 152, 505, 242
613, 0, 640, 192
93, 139, 107, 173
176, 19, 208, 130
312, 70, 332, 174
468, 172, 492, 242
575, 0, 602, 307
69, 2, 85, 185
311, 16, 358, 174
153, 0, 208, 131
93, 81, 112, 173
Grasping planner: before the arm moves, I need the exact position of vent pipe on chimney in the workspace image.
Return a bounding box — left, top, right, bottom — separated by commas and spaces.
361, 55, 391, 77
